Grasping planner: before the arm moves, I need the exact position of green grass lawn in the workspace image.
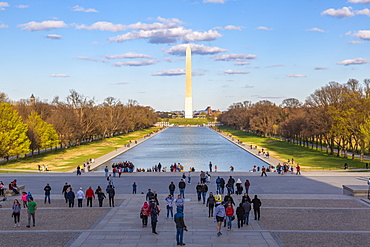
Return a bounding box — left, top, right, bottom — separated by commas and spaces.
167, 118, 210, 125
217, 126, 367, 171
0, 127, 161, 172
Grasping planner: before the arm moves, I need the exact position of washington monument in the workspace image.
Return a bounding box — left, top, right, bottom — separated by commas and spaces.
184, 44, 193, 118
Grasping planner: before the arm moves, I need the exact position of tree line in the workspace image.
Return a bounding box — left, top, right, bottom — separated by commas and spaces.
218, 79, 370, 162
0, 90, 158, 161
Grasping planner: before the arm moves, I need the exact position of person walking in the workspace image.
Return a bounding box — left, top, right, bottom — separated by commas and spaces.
77, 187, 84, 207
26, 197, 37, 228
146, 189, 154, 202
187, 171, 191, 184
44, 183, 51, 204
169, 182, 176, 196
296, 164, 301, 175
12, 199, 21, 227
201, 182, 208, 204
225, 203, 234, 230
178, 179, 186, 199
86, 186, 95, 207
67, 188, 75, 208
242, 200, 252, 225
104, 166, 109, 177
106, 185, 115, 207
215, 190, 222, 203
215, 176, 221, 192
220, 177, 225, 194
214, 201, 226, 237
96, 187, 106, 207
196, 183, 202, 202
165, 194, 174, 219
140, 201, 150, 228
174, 206, 187, 246
244, 179, 250, 194
227, 176, 235, 194
206, 192, 216, 218
235, 178, 243, 195
175, 194, 185, 210
150, 200, 160, 234
62, 182, 70, 204
251, 195, 262, 220
261, 166, 267, 177
236, 203, 245, 228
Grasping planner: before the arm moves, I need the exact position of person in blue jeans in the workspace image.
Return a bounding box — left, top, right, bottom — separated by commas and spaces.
165, 194, 174, 218
174, 206, 187, 246
178, 179, 186, 199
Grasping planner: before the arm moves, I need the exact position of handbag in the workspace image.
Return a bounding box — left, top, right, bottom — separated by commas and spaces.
140, 212, 143, 219
231, 216, 235, 221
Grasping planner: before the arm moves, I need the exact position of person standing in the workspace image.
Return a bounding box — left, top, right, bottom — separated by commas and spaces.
235, 178, 243, 195
104, 166, 109, 177
106, 185, 115, 207
86, 186, 95, 207
220, 177, 225, 194
225, 203, 234, 230
165, 194, 174, 219
236, 203, 245, 228
296, 164, 301, 175
175, 194, 185, 210
44, 183, 51, 204
174, 206, 187, 246
77, 188, 84, 207
206, 192, 216, 218
214, 201, 226, 237
214, 191, 222, 203
76, 165, 81, 176
132, 182, 137, 194
261, 166, 267, 177
187, 171, 191, 184
150, 200, 160, 234
179, 179, 186, 199
251, 195, 262, 220
209, 162, 212, 173
67, 188, 75, 208
227, 176, 235, 194
244, 180, 250, 194
169, 182, 176, 196
146, 189, 154, 202
140, 201, 150, 227
200, 171, 206, 183
97, 187, 106, 207
215, 176, 221, 192
26, 197, 37, 228
12, 199, 21, 227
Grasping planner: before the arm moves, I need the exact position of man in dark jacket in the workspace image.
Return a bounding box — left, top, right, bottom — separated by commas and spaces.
169, 182, 176, 196
67, 188, 75, 208
106, 185, 115, 207
206, 192, 216, 217
251, 195, 262, 220
146, 189, 154, 202
44, 183, 51, 204
242, 200, 252, 225
227, 176, 235, 194
178, 179, 186, 199
200, 182, 208, 204
174, 206, 187, 246
196, 183, 202, 202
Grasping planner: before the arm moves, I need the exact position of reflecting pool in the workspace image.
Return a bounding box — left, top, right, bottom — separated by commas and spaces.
96, 127, 268, 172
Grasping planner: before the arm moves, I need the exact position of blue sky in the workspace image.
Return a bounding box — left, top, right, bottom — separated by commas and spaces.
0, 0, 369, 111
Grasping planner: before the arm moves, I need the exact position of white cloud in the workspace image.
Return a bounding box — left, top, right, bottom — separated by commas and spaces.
244, 84, 254, 88
104, 52, 152, 59
348, 40, 364, 44
336, 57, 370, 65
18, 20, 67, 31
0, 1, 9, 10
165, 43, 227, 56
287, 74, 307, 78
113, 60, 157, 67
213, 53, 257, 61
259, 95, 285, 99
348, 0, 370, 3
203, 0, 227, 3
72, 5, 98, 13
213, 25, 243, 30
256, 26, 272, 30
74, 21, 126, 32
266, 64, 285, 68
224, 70, 250, 74
108, 27, 222, 43
314, 66, 328, 70
46, 34, 62, 39
51, 74, 70, 77
306, 27, 326, 33
0, 23, 8, 28
234, 62, 251, 66
152, 69, 185, 76
16, 5, 29, 8
117, 82, 129, 85
321, 7, 355, 18
75, 56, 98, 62
356, 8, 370, 16
353, 30, 370, 40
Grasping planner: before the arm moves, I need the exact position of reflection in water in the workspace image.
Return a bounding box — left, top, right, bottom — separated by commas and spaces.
96, 127, 268, 172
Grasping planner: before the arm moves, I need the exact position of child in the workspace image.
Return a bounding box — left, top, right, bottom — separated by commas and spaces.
21, 192, 28, 208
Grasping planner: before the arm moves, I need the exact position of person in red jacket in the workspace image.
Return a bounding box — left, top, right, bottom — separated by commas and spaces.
85, 186, 95, 207
225, 203, 234, 230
